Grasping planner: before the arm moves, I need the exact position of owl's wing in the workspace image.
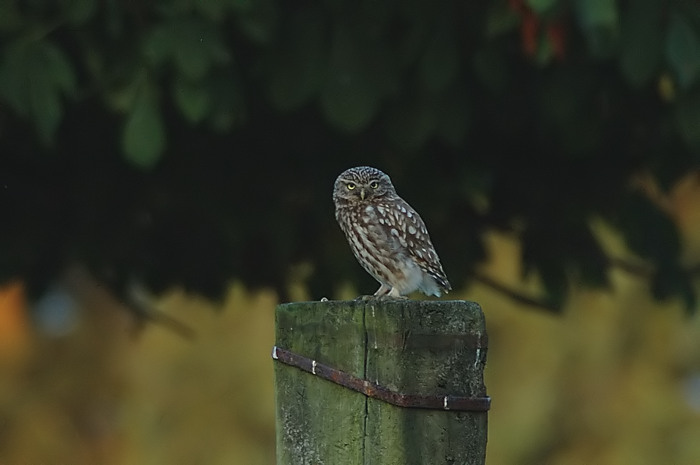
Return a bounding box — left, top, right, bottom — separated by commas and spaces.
387, 199, 451, 292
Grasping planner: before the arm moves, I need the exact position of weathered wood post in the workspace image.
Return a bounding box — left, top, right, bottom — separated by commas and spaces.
273, 299, 489, 464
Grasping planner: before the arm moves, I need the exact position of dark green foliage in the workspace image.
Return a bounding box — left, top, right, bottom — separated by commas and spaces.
0, 0, 698, 311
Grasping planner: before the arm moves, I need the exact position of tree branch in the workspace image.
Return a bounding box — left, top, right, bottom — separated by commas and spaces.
470, 272, 561, 313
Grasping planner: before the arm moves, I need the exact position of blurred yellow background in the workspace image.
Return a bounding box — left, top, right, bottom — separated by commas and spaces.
2, 174, 700, 465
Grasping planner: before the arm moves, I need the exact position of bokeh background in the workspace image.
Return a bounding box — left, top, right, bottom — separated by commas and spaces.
2, 0, 700, 463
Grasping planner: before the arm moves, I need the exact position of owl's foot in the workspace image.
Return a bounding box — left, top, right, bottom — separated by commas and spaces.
354, 294, 407, 301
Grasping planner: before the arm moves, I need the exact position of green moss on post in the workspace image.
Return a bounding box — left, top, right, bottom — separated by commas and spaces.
274, 300, 488, 465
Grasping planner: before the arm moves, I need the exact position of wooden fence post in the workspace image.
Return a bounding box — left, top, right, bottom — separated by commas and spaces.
273, 299, 489, 465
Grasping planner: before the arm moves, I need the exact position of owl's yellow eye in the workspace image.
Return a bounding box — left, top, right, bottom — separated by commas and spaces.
346, 182, 356, 190
369, 181, 379, 189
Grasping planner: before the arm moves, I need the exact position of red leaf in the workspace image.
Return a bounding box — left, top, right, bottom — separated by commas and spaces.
548, 22, 567, 59
521, 11, 540, 56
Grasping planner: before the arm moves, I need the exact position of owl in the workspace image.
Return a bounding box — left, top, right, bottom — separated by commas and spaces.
333, 166, 451, 298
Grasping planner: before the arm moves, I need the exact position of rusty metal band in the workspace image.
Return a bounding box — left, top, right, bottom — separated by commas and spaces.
272, 346, 491, 412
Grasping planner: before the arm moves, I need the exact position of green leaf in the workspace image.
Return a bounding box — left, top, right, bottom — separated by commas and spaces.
43, 42, 77, 95
485, 2, 519, 38
385, 96, 437, 151
173, 77, 210, 123
419, 25, 459, 93
265, 9, 326, 111
105, 75, 142, 113
574, 0, 618, 57
206, 70, 246, 132
0, 0, 22, 32
649, 139, 696, 191
472, 45, 508, 94
570, 225, 609, 289
0, 40, 76, 143
535, 30, 555, 65
234, 0, 277, 44
538, 260, 567, 311
0, 43, 29, 116
435, 86, 471, 147
395, 4, 431, 67
617, 192, 680, 263
174, 20, 229, 80
651, 264, 696, 312
676, 86, 700, 150
526, 0, 558, 14
229, 0, 254, 11
359, 35, 400, 100
143, 24, 172, 67
619, 0, 663, 88
144, 18, 230, 80
320, 27, 379, 133
666, 12, 700, 90
61, 0, 96, 25
574, 0, 616, 29
30, 72, 62, 145
521, 231, 567, 311
123, 81, 166, 170
194, 0, 230, 19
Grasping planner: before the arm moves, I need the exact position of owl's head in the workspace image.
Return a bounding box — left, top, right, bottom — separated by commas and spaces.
333, 166, 396, 204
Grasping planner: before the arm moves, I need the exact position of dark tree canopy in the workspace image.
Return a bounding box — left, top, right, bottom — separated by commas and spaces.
1, 0, 699, 311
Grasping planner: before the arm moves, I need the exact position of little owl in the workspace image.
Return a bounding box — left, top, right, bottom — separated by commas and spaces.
333, 166, 451, 298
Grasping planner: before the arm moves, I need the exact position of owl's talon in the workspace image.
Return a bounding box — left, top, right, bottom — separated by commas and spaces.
378, 294, 407, 301
355, 294, 407, 301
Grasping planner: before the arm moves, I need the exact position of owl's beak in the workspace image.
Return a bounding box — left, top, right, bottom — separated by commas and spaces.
360, 188, 366, 200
